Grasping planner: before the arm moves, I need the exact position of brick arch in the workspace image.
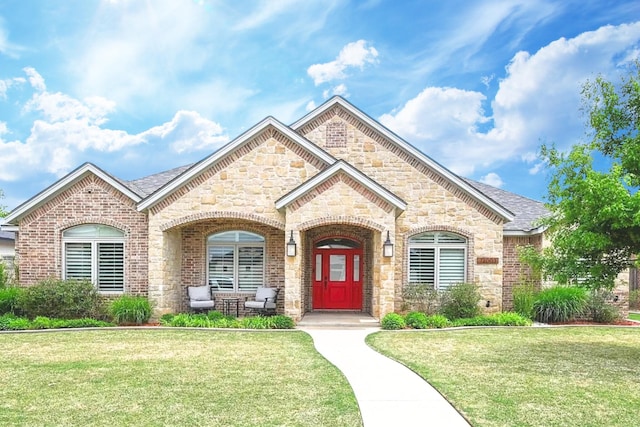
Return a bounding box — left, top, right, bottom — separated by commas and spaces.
298, 215, 385, 232
160, 211, 285, 231
56, 218, 132, 236
402, 224, 476, 285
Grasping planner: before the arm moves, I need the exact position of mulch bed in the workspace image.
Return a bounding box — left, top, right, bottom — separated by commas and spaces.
550, 319, 640, 326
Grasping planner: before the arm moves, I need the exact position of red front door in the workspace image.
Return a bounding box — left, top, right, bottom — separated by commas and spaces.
312, 248, 362, 310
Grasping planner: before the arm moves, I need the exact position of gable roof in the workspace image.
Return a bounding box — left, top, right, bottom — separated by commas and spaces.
463, 179, 549, 235
2, 163, 142, 226
292, 96, 516, 223
275, 160, 407, 215
136, 116, 336, 211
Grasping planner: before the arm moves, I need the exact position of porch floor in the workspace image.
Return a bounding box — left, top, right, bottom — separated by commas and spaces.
297, 311, 380, 328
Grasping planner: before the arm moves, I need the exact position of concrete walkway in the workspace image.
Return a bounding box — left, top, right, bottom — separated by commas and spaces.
299, 321, 471, 427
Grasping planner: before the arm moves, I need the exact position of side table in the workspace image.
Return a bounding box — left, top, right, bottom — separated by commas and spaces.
222, 297, 240, 317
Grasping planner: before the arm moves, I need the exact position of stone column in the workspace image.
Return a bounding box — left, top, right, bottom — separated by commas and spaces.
284, 229, 303, 321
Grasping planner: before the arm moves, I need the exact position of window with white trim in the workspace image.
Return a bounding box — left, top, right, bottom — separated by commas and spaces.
207, 231, 265, 292
408, 231, 466, 290
63, 224, 125, 293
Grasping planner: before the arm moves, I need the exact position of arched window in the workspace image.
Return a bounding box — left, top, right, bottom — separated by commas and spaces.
207, 231, 265, 292
408, 231, 467, 290
62, 224, 125, 293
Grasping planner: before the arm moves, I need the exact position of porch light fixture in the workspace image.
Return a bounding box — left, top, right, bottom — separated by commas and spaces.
287, 231, 297, 257
383, 231, 394, 257
613, 295, 619, 303
486, 300, 491, 308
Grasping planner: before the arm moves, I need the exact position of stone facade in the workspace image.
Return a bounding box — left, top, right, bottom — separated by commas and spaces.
5, 97, 555, 321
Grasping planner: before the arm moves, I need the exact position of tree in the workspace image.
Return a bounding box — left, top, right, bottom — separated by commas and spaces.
534, 60, 640, 290
0, 188, 7, 218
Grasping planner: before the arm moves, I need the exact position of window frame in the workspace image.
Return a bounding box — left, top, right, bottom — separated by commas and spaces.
206, 230, 266, 293
62, 224, 125, 294
407, 231, 467, 290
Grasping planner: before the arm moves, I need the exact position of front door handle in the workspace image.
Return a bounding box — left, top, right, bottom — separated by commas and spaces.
324, 276, 327, 289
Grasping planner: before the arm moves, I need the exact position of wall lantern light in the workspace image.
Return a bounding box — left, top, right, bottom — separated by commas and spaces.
613, 295, 619, 303
486, 300, 491, 308
287, 231, 297, 257
383, 231, 394, 257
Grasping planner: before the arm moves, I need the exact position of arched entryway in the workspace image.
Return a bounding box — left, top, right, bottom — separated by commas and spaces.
312, 237, 363, 310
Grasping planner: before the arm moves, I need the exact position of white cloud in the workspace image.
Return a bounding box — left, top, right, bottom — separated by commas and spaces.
233, 0, 298, 31
379, 22, 640, 176
143, 110, 228, 154
305, 100, 317, 112
24, 67, 46, 92
0, 68, 228, 180
307, 40, 379, 85
479, 172, 504, 188
0, 77, 25, 99
0, 20, 22, 58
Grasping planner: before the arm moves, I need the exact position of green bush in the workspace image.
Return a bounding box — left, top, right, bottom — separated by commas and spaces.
269, 315, 296, 329
17, 278, 104, 319
162, 312, 294, 329
206, 310, 225, 321
402, 284, 439, 314
439, 283, 481, 320
0, 286, 22, 315
585, 290, 620, 323
0, 261, 8, 288
451, 312, 532, 327
109, 295, 152, 325
405, 311, 429, 329
513, 282, 537, 319
533, 286, 588, 323
0, 313, 18, 330
381, 313, 406, 330
629, 289, 639, 310
159, 313, 175, 325
425, 314, 450, 328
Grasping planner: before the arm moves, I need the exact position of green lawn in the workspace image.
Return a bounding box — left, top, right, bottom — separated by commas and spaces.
629, 312, 640, 321
368, 327, 640, 427
0, 330, 362, 427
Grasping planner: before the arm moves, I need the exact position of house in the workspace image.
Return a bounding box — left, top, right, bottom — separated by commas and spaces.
2, 96, 600, 320
0, 230, 15, 264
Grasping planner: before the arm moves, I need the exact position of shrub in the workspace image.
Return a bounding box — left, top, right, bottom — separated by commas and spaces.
0, 286, 22, 315
402, 284, 439, 314
451, 313, 531, 327
425, 314, 450, 328
206, 310, 225, 321
405, 311, 429, 329
439, 283, 481, 320
533, 286, 588, 323
492, 312, 532, 326
585, 289, 620, 323
381, 313, 406, 330
0, 261, 8, 288
17, 278, 104, 319
109, 295, 152, 325
629, 289, 639, 310
0, 313, 18, 330
512, 282, 537, 319
159, 313, 175, 325
269, 315, 295, 329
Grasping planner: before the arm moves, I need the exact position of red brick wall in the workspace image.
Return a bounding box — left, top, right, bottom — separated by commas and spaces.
502, 234, 542, 311
179, 219, 285, 314
15, 174, 149, 294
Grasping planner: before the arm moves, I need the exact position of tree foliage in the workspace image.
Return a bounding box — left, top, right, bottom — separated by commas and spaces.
0, 189, 7, 218
536, 61, 640, 290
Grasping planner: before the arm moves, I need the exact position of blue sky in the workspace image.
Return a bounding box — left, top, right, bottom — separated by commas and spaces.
0, 0, 639, 211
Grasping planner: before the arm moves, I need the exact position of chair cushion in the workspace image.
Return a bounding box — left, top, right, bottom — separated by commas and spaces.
188, 285, 211, 301
190, 300, 215, 309
254, 287, 276, 302
245, 300, 276, 310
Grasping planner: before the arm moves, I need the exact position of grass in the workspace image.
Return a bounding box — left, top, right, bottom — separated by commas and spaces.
0, 330, 362, 427
629, 312, 640, 321
367, 328, 640, 427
